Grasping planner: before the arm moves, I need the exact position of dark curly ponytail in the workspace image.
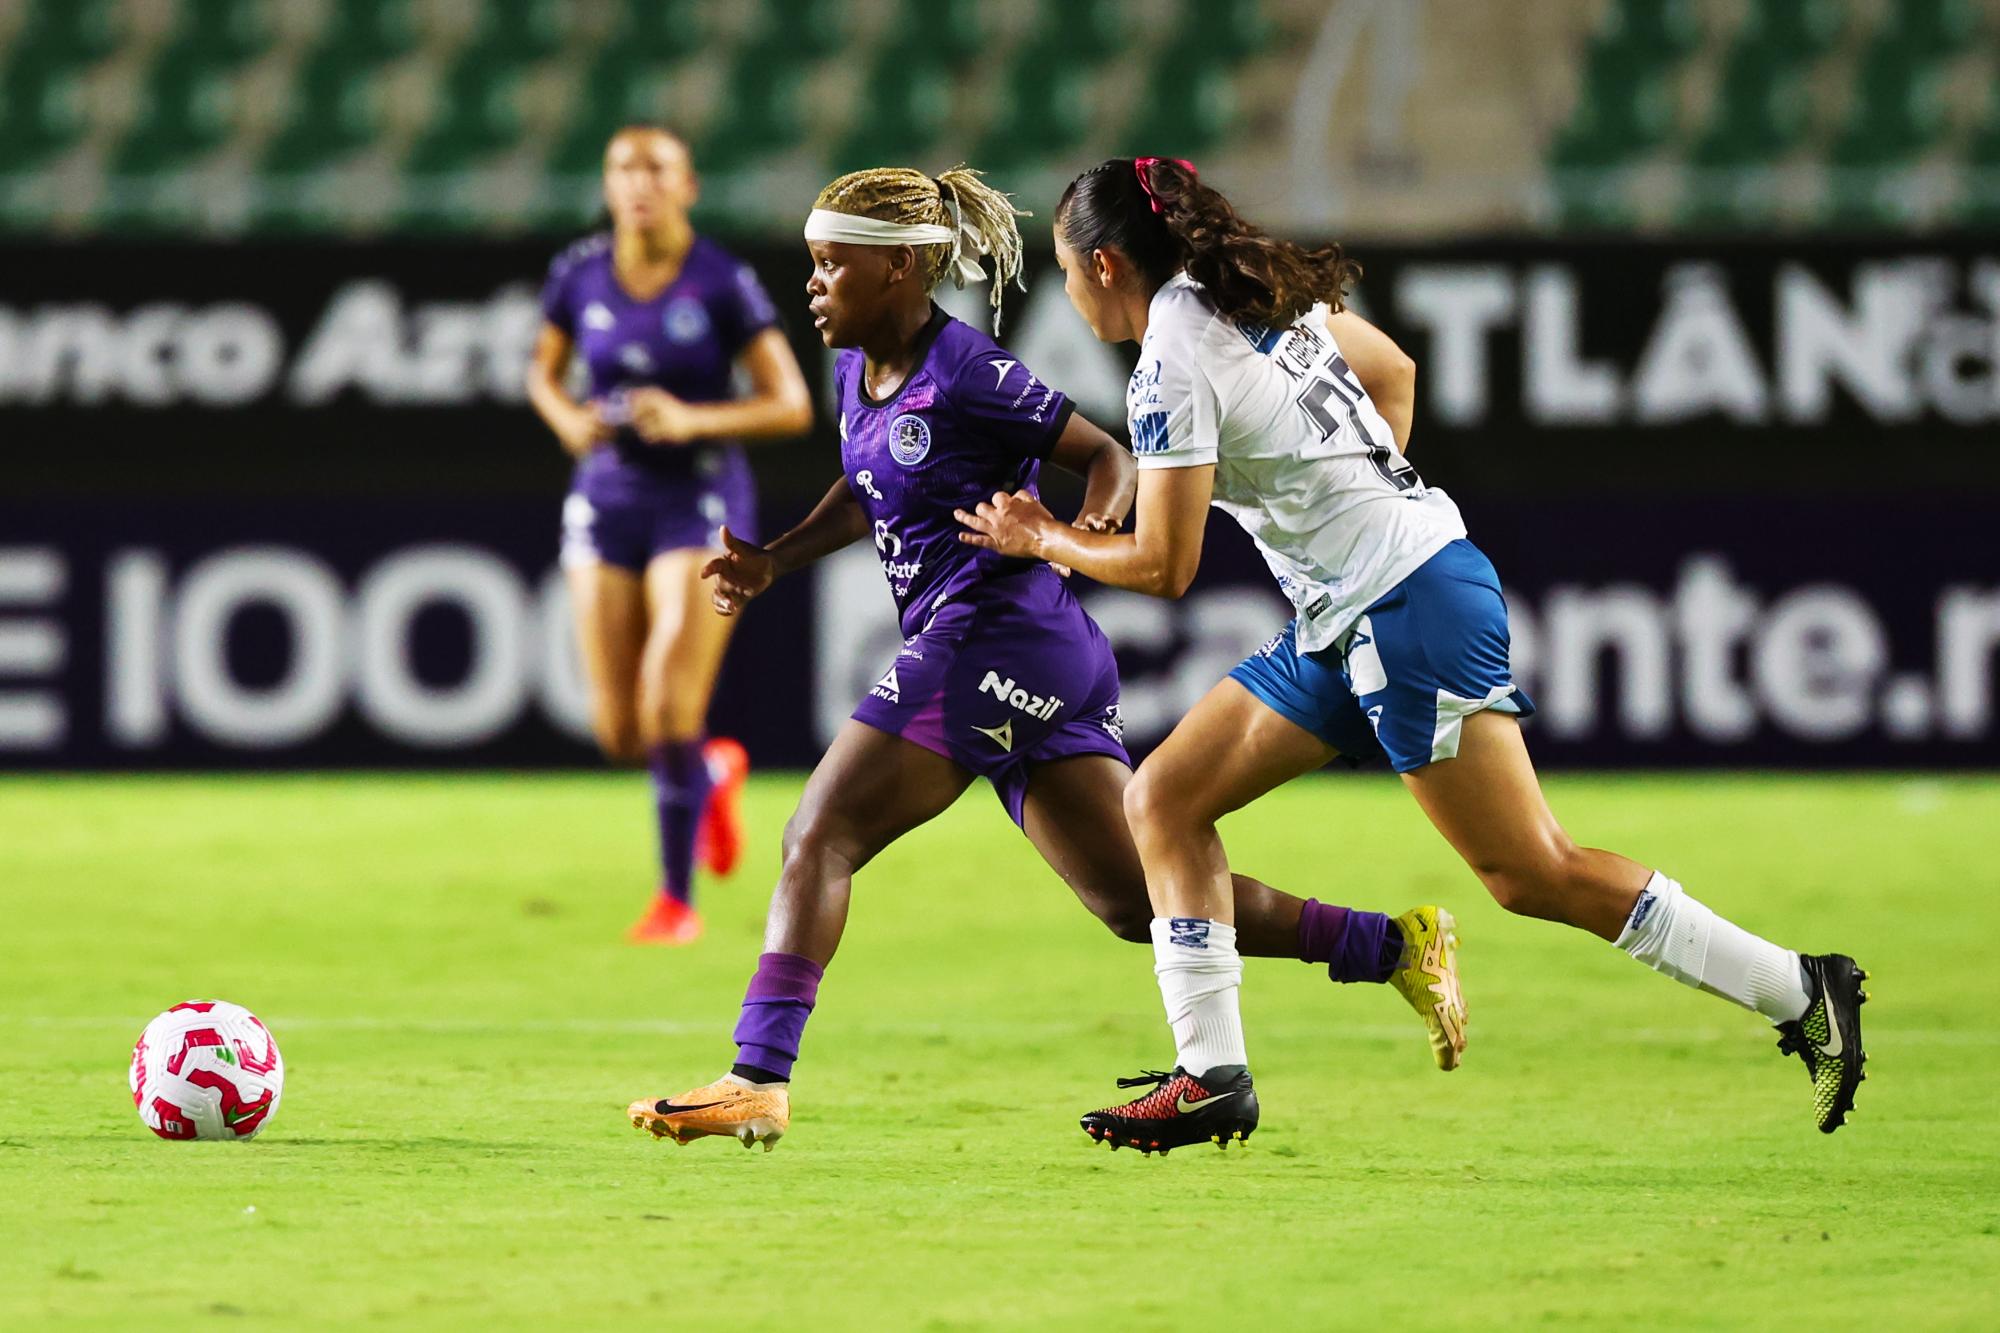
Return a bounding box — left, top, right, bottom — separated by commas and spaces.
1055, 158, 1361, 327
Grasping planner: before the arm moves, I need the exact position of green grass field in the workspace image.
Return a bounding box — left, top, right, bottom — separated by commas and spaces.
3, 772, 1997, 1329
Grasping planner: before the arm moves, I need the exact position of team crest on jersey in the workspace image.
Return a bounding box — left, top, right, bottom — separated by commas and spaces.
663, 297, 711, 345
582, 302, 614, 331
889, 413, 932, 466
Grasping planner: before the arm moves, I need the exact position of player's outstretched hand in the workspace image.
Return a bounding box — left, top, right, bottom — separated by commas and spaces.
629, 387, 700, 445
956, 490, 1057, 561
701, 526, 776, 616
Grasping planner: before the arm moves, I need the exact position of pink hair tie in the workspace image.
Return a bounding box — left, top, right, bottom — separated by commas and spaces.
1133, 157, 1195, 213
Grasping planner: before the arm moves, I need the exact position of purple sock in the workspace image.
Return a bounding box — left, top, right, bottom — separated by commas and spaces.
1298, 898, 1400, 984
731, 952, 824, 1081
648, 738, 711, 905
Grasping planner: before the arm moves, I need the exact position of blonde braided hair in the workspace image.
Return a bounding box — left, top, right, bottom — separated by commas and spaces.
812, 164, 1027, 319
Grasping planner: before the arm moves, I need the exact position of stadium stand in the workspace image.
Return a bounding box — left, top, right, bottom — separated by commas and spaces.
0, 0, 1992, 236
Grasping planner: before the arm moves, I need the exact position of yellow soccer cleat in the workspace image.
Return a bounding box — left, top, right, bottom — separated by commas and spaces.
628, 1074, 790, 1151
1389, 905, 1467, 1071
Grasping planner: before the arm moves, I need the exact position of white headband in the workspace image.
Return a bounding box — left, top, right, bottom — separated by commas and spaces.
803, 206, 989, 286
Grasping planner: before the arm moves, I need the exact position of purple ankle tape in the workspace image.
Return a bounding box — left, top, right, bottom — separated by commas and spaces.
1296, 898, 1351, 966
1334, 910, 1396, 984
732, 952, 825, 1079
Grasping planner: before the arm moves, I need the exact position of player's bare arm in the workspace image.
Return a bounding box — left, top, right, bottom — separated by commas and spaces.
702, 475, 868, 615
1045, 410, 1137, 531
628, 328, 813, 445
524, 324, 609, 457
958, 462, 1212, 598
1324, 309, 1416, 450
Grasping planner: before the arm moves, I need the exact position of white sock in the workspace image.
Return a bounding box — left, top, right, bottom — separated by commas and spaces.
1150, 917, 1247, 1076
1614, 872, 1809, 1022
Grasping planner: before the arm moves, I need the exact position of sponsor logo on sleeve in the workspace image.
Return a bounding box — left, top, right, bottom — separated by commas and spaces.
1131, 411, 1170, 455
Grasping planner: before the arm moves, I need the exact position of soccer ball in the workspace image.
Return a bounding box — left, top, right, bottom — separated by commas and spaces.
129, 1000, 284, 1141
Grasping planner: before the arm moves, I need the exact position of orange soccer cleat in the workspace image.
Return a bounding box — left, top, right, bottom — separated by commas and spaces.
628, 1074, 789, 1151
626, 894, 703, 946
696, 737, 750, 878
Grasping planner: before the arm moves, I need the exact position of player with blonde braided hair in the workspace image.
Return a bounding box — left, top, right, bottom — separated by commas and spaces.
628, 164, 1455, 1152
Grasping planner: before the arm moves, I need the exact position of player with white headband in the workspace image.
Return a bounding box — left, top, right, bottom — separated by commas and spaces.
627, 164, 1464, 1153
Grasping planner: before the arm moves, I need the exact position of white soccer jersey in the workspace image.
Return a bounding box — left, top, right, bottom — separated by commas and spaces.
1128, 273, 1466, 652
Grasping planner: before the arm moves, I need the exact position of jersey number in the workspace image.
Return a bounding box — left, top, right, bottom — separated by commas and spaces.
1296, 356, 1420, 492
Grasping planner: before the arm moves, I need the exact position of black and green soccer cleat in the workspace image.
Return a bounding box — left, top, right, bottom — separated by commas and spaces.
1774, 953, 1869, 1134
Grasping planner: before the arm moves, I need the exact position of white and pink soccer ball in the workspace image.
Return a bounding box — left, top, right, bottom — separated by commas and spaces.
129, 1000, 284, 1141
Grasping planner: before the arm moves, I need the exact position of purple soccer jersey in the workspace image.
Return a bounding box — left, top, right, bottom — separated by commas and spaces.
840, 308, 1128, 822
542, 233, 778, 568
835, 307, 1074, 638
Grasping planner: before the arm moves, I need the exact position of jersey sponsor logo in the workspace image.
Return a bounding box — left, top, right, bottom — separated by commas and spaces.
888, 413, 932, 466
582, 302, 614, 331
1304, 592, 1334, 621
970, 718, 1014, 751
872, 665, 902, 703
1099, 702, 1125, 744
989, 358, 1017, 387
663, 296, 711, 345
853, 467, 883, 500
1130, 411, 1170, 456
978, 669, 1063, 720
872, 519, 903, 559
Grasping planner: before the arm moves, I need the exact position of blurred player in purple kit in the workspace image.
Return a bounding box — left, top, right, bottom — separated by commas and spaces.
526, 126, 813, 945
626, 164, 1466, 1153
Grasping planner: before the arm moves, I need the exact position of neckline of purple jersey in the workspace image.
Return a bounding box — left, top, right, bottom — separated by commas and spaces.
608, 233, 702, 306
855, 304, 952, 413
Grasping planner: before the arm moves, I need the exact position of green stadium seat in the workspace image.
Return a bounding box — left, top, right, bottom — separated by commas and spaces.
261, 51, 385, 174
697, 42, 810, 170
1550, 44, 1676, 167
164, 0, 271, 70
1176, 0, 1272, 63
1032, 0, 1128, 66
0, 65, 88, 171
1734, 0, 1846, 60
975, 56, 1091, 170
898, 0, 984, 68
1829, 43, 1948, 167
1689, 44, 1811, 167
751, 0, 845, 58
619, 0, 707, 62
318, 0, 420, 64
404, 63, 525, 175
459, 0, 568, 67
1878, 0, 1979, 58
1594, 0, 1701, 64
11, 0, 124, 67
112, 64, 239, 173
832, 44, 952, 172
1124, 46, 1236, 157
